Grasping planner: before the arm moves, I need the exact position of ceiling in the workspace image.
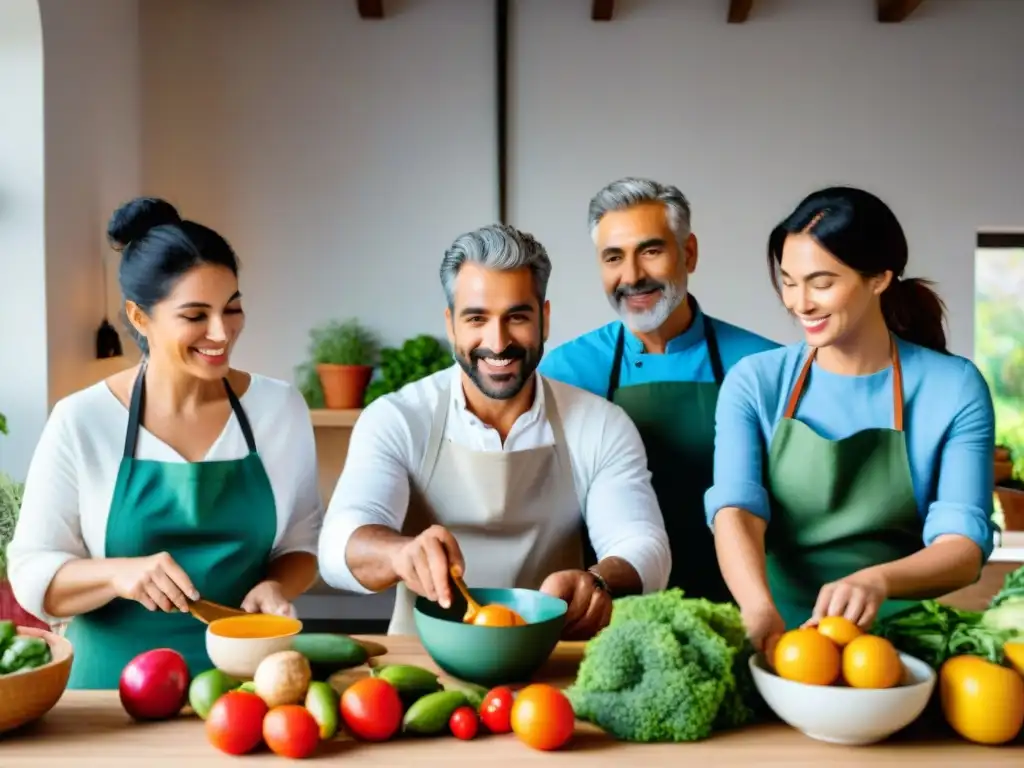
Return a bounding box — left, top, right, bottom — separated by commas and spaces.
356, 0, 929, 24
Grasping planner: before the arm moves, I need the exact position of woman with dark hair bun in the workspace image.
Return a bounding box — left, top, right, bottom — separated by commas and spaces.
7, 198, 323, 689
705, 186, 996, 653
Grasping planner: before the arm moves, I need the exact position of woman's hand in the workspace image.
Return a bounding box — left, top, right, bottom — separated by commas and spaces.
242, 580, 296, 618
805, 570, 888, 630
110, 551, 199, 613
742, 602, 786, 663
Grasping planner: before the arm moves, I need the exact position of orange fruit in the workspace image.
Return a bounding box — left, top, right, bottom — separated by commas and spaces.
509, 684, 575, 751
472, 604, 526, 627
940, 655, 1024, 745
816, 616, 862, 647
842, 635, 902, 689
774, 628, 841, 686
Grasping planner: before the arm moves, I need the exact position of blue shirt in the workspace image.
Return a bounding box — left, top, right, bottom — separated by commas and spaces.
539, 300, 780, 395
704, 337, 997, 560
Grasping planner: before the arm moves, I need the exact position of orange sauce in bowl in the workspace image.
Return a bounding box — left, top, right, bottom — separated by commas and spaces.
208, 615, 303, 639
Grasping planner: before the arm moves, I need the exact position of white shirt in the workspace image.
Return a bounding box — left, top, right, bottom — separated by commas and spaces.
7, 374, 324, 623
319, 366, 671, 595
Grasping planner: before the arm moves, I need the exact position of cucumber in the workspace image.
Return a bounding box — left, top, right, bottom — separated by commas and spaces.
237, 681, 257, 693
443, 678, 488, 711
290, 633, 369, 680
305, 681, 340, 740
373, 664, 442, 707
402, 690, 469, 735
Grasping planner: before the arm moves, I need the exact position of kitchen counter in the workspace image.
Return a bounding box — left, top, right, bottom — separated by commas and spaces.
3, 636, 1022, 766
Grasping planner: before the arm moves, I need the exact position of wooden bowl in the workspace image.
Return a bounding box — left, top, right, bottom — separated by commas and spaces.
0, 625, 73, 734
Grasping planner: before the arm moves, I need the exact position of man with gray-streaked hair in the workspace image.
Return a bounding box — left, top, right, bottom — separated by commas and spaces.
319, 223, 671, 639
540, 178, 777, 605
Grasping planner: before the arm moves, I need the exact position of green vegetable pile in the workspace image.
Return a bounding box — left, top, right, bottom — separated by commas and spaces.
364, 335, 451, 406
0, 620, 52, 675
872, 564, 1024, 669
564, 589, 758, 742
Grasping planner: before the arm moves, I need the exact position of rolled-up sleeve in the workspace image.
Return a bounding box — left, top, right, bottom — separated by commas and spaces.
583, 404, 671, 593
270, 388, 324, 558
704, 358, 771, 527
7, 403, 88, 623
317, 399, 415, 594
923, 361, 997, 561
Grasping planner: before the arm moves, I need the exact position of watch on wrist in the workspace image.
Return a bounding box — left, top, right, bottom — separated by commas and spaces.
587, 566, 612, 597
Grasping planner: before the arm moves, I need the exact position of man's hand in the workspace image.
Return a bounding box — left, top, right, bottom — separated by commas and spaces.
805, 569, 888, 630
389, 525, 464, 608
741, 601, 786, 664
539, 569, 612, 640
241, 580, 296, 618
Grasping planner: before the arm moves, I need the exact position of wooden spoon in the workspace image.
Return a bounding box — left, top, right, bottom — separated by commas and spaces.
188, 598, 246, 624
449, 566, 482, 622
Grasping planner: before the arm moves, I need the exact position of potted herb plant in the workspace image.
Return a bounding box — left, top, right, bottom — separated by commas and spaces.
364, 334, 452, 406
296, 319, 379, 410
0, 472, 49, 630
995, 444, 1024, 532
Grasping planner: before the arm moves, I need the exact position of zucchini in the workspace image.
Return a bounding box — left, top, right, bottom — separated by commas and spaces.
290, 633, 369, 680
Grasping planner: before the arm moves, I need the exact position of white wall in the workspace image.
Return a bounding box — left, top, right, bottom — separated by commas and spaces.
0, 0, 47, 480
39, 0, 143, 405
139, 0, 1024, 388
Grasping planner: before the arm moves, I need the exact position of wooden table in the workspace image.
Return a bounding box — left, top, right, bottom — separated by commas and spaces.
3, 636, 1021, 766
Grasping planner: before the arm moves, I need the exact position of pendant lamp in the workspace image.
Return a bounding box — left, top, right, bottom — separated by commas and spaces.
95, 248, 123, 359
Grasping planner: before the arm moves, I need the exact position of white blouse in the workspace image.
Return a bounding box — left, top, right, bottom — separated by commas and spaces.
7, 374, 324, 623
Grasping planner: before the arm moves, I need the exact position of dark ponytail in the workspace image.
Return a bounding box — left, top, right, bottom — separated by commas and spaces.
879, 277, 948, 353
767, 185, 949, 354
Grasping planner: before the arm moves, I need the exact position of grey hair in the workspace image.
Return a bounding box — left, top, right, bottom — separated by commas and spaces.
440, 223, 552, 308
588, 177, 692, 248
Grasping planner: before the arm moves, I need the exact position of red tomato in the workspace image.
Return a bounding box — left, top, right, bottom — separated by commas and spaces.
340, 677, 403, 741
480, 686, 514, 734
449, 705, 478, 740
263, 705, 321, 759
206, 691, 268, 755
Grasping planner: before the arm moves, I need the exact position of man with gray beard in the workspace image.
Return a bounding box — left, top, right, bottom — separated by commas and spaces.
540, 177, 777, 604
319, 223, 670, 639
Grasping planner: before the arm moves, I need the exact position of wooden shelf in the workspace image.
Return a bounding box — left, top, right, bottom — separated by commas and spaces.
310, 409, 362, 428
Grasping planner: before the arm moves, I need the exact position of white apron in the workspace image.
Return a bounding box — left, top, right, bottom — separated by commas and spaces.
388, 376, 584, 635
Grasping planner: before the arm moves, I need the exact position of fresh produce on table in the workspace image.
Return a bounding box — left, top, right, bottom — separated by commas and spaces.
939, 654, 1024, 745
290, 633, 368, 680
773, 619, 903, 689
189, 669, 241, 720
0, 621, 53, 675
448, 705, 478, 740
253, 650, 313, 708
304, 681, 340, 739
119, 648, 191, 721
982, 562, 1024, 632
509, 683, 575, 751
564, 588, 757, 742
479, 686, 514, 734
206, 690, 269, 755
371, 662, 443, 706
340, 676, 405, 741
402, 689, 470, 734
262, 704, 322, 759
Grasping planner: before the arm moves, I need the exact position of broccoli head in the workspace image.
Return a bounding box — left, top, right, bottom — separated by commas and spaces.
564, 589, 758, 742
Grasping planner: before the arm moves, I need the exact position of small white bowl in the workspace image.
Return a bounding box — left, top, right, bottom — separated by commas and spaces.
205, 615, 303, 680
748, 651, 936, 745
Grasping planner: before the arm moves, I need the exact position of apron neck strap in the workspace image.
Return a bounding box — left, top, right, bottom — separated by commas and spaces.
606, 296, 725, 400
123, 360, 257, 458
784, 337, 905, 431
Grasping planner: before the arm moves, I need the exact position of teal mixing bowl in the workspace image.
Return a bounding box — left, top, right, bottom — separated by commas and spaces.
413, 587, 567, 687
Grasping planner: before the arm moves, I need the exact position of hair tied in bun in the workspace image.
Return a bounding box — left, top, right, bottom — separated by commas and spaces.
107, 197, 183, 252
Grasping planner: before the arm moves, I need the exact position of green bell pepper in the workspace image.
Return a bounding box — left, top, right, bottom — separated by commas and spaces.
0, 635, 52, 675
0, 620, 15, 649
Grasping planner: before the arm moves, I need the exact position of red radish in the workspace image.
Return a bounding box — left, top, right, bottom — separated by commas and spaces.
119, 648, 191, 720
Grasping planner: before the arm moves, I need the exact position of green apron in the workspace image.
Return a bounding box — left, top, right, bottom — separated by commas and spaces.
592, 299, 731, 603
764, 339, 923, 630
65, 364, 278, 689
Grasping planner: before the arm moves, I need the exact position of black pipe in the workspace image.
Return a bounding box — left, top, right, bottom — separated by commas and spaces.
496, 0, 508, 224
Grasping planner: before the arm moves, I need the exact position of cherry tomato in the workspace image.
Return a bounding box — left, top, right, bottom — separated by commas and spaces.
340, 677, 403, 741
449, 705, 479, 740
510, 684, 575, 751
206, 691, 268, 755
263, 705, 321, 759
480, 686, 514, 734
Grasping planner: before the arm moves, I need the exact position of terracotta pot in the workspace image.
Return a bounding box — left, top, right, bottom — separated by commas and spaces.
996, 485, 1024, 531
0, 580, 49, 630
316, 364, 373, 409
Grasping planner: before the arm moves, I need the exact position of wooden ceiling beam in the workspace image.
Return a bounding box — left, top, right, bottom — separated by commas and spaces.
877, 0, 926, 23
592, 0, 614, 22
728, 0, 754, 23
357, 0, 384, 19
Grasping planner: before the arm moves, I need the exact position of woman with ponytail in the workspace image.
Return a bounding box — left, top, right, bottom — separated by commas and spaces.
705, 186, 996, 655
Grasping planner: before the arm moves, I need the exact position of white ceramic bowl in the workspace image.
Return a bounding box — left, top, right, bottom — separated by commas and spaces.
748, 651, 936, 745
205, 615, 303, 680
